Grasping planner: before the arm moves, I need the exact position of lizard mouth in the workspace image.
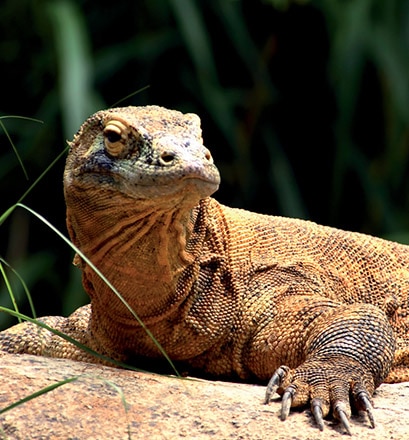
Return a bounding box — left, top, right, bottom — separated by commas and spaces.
72, 161, 221, 202
178, 175, 220, 197
121, 169, 220, 201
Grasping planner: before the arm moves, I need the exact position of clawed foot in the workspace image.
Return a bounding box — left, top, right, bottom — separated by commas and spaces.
264, 361, 376, 435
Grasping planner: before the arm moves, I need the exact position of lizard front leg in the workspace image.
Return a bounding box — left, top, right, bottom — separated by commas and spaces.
245, 296, 395, 434
0, 304, 99, 363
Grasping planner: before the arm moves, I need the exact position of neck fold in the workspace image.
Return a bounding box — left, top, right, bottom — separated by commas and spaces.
65, 187, 208, 322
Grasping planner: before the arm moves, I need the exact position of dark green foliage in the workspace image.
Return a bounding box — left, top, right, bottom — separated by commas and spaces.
1, 0, 409, 327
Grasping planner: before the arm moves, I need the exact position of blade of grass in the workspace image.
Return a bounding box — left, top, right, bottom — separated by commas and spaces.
0, 257, 37, 319
0, 262, 21, 322
0, 116, 43, 180
0, 147, 68, 227
101, 378, 131, 439
0, 376, 79, 414
101, 378, 129, 412
0, 116, 43, 123
0, 206, 16, 227
16, 147, 69, 205
109, 85, 151, 108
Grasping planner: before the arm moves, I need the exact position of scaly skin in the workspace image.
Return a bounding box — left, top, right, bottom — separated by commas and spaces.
1, 105, 409, 435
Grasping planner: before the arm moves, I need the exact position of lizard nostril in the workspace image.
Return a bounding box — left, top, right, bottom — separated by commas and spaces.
204, 150, 213, 163
159, 152, 176, 165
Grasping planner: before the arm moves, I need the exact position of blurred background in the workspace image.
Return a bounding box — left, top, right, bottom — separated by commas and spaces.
1, 0, 409, 328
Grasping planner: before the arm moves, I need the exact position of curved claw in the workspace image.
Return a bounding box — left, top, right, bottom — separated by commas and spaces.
264, 366, 289, 404
356, 390, 375, 428
334, 404, 352, 436
281, 386, 296, 421
311, 398, 324, 431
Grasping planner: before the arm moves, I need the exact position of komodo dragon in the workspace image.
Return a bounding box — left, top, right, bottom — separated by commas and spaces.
1, 106, 409, 435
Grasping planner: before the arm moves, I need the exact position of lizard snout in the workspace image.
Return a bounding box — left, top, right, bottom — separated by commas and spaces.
153, 137, 214, 169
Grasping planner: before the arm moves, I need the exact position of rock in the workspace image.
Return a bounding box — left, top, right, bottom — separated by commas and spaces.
1, 352, 408, 439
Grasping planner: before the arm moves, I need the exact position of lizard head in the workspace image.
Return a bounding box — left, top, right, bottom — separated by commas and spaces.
64, 105, 221, 208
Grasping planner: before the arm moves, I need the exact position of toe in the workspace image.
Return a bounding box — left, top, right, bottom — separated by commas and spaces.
334, 402, 352, 436
264, 365, 290, 404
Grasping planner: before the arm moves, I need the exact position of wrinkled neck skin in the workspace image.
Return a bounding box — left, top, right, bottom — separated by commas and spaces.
65, 184, 206, 327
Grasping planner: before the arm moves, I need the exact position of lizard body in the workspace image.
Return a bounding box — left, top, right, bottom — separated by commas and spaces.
1, 106, 409, 434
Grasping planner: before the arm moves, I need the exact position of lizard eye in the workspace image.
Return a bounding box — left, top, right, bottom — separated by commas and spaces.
103, 120, 129, 157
